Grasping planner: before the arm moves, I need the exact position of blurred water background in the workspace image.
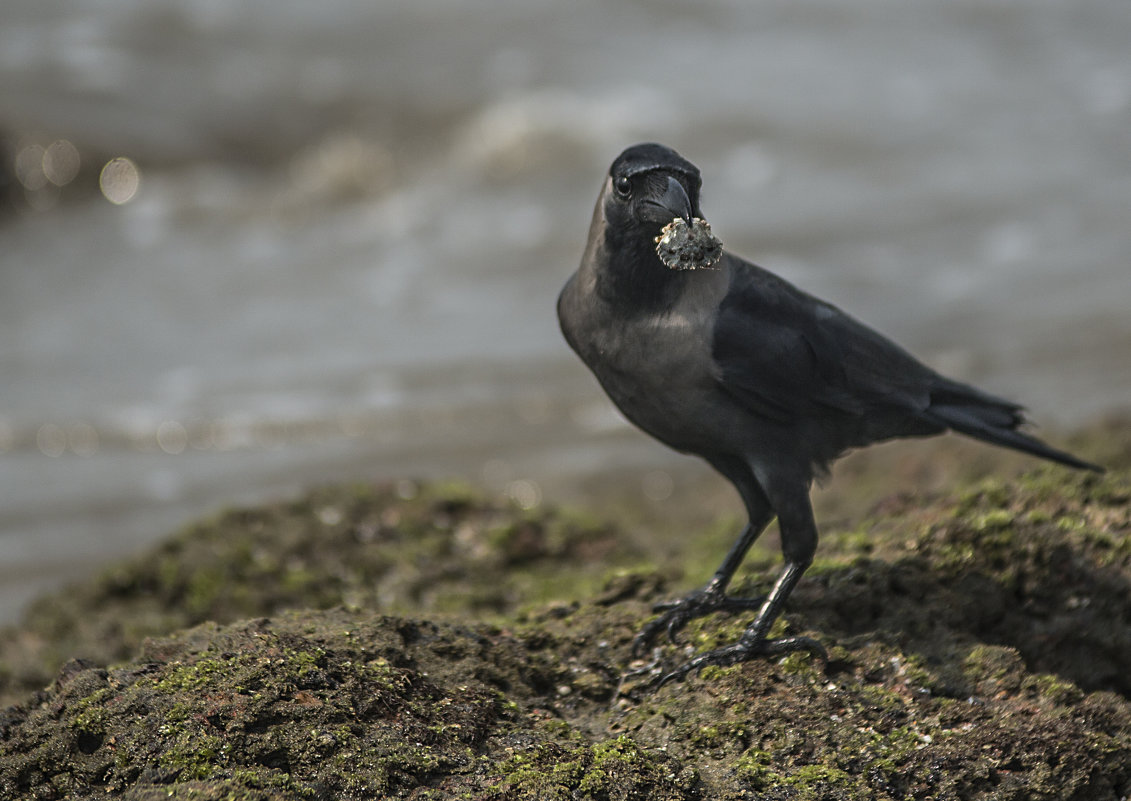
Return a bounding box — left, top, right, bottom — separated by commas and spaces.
1, 0, 1129, 623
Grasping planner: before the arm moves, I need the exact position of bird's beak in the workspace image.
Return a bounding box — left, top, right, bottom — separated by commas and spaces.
642, 175, 693, 224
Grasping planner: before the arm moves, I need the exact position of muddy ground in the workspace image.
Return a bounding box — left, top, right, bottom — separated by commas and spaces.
1, 418, 1130, 799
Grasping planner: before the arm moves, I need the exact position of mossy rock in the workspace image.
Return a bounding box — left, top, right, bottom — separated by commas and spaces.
0, 481, 644, 708
2, 425, 1130, 799
0, 610, 692, 799
2, 595, 1130, 799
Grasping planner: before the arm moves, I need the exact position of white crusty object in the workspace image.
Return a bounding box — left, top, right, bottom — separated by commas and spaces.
654, 217, 723, 271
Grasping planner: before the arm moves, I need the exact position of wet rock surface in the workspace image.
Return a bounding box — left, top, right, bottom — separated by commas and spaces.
1, 424, 1129, 799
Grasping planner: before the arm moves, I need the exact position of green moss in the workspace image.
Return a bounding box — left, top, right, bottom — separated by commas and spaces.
1022, 673, 1085, 705
785, 763, 855, 790
157, 733, 224, 781
492, 735, 684, 800
892, 652, 937, 692
229, 767, 319, 798
689, 720, 752, 750
1056, 515, 1087, 533
962, 644, 1026, 696
69, 685, 113, 736
155, 656, 232, 693
1023, 509, 1051, 525
855, 684, 908, 715
288, 645, 326, 677
970, 508, 1015, 532
806, 554, 859, 576
734, 748, 782, 787
778, 650, 823, 677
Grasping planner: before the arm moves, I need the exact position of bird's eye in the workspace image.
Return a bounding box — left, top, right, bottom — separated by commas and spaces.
613, 175, 632, 197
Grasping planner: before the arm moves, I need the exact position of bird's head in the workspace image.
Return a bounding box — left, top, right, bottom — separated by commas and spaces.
580, 143, 720, 307
601, 143, 703, 236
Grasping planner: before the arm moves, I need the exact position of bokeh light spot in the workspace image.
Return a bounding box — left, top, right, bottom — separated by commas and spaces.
156, 420, 188, 454
99, 157, 140, 204
505, 479, 542, 510
36, 423, 66, 457
67, 422, 100, 457
43, 140, 81, 186
15, 144, 47, 191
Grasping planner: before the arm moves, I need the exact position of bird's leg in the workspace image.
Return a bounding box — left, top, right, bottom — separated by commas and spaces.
633, 515, 771, 656
656, 561, 825, 686
655, 479, 826, 685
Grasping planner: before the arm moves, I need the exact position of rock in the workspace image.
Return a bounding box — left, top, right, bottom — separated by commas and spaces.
2, 425, 1130, 799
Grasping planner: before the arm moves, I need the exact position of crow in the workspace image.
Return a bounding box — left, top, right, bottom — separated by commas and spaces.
557, 142, 1102, 685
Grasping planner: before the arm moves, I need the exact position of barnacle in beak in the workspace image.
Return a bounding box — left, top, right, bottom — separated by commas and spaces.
655, 217, 723, 271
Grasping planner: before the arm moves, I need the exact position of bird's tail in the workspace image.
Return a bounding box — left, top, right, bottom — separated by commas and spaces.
923, 384, 1103, 473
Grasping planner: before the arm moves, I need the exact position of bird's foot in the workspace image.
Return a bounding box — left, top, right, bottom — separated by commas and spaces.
656, 633, 827, 689
631, 587, 765, 657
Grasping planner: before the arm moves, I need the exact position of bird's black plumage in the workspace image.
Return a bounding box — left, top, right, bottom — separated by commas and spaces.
558, 142, 1102, 684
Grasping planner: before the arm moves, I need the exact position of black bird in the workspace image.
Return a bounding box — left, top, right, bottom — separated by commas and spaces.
557, 142, 1102, 684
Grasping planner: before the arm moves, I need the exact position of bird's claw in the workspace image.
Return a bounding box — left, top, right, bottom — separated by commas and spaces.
631, 588, 766, 657
655, 635, 828, 689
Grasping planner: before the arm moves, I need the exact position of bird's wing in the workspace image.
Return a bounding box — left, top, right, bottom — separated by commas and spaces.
708, 256, 1101, 471
710, 258, 939, 427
